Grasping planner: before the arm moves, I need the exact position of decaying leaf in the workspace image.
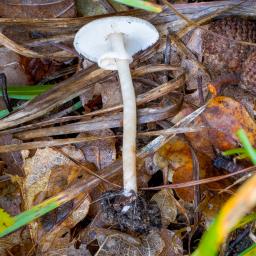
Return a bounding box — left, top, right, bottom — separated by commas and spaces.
156, 137, 224, 201
160, 229, 183, 256
151, 189, 177, 227
21, 146, 84, 209
174, 97, 256, 158
76, 129, 116, 170
204, 96, 256, 150
81, 228, 165, 256
0, 227, 32, 256
38, 193, 90, 254
17, 145, 92, 254
0, 135, 26, 176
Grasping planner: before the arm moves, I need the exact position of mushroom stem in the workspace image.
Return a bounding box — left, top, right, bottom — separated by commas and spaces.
109, 33, 137, 193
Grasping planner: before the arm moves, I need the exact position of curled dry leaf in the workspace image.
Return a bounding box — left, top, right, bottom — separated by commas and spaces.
151, 189, 177, 227
81, 228, 165, 256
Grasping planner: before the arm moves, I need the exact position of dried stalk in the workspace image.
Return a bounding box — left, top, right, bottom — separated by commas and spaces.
0, 126, 204, 153
16, 105, 178, 140
0, 74, 184, 136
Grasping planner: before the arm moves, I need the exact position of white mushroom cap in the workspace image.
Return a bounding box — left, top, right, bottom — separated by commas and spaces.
74, 16, 159, 70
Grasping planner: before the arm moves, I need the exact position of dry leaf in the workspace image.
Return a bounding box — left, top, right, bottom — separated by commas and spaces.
204, 96, 256, 150
22, 146, 84, 209
81, 228, 165, 256
76, 129, 116, 170
19, 146, 92, 254
0, 49, 30, 85
95, 79, 122, 108
0, 135, 25, 176
19, 145, 92, 253
156, 137, 223, 201
0, 227, 32, 256
151, 189, 177, 227
160, 229, 183, 256
38, 193, 90, 254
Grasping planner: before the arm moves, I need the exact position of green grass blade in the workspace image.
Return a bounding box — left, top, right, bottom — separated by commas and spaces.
237, 129, 256, 165
113, 0, 162, 12
193, 129, 256, 256
239, 243, 256, 256
223, 148, 247, 156
0, 196, 61, 237
1, 84, 54, 100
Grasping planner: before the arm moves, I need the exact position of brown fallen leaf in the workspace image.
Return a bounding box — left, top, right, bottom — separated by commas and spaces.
0, 48, 30, 85
37, 193, 90, 255
0, 227, 32, 256
81, 228, 165, 256
0, 135, 25, 176
174, 96, 256, 158
199, 192, 231, 227
151, 189, 177, 227
204, 96, 256, 150
160, 229, 183, 256
17, 145, 92, 253
156, 137, 224, 201
76, 129, 116, 170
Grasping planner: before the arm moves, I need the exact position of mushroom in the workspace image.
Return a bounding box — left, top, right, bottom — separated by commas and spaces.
74, 16, 159, 195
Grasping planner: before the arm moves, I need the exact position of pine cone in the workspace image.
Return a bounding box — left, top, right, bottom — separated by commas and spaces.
202, 17, 256, 75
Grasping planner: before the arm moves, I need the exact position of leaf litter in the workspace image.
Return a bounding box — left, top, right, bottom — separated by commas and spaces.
0, 1, 256, 255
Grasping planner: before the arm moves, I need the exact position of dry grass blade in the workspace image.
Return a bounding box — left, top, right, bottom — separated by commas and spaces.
142, 166, 256, 190
0, 67, 112, 130
176, 1, 246, 38
139, 105, 206, 158
0, 10, 147, 28
15, 106, 178, 140
162, 0, 193, 25
132, 64, 182, 77
0, 32, 74, 58
0, 74, 184, 136
0, 1, 254, 30
0, 126, 204, 153
0, 43, 159, 131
